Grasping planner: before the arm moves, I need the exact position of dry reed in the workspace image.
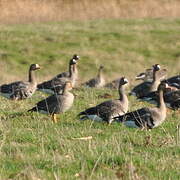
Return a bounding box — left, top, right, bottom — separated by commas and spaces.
0, 0, 180, 24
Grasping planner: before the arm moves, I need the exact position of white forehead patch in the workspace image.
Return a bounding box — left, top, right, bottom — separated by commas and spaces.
124, 78, 128, 83
72, 59, 77, 63
157, 64, 161, 69
36, 64, 40, 68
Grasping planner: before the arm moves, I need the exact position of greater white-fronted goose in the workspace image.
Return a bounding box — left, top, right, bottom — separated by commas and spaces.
142, 88, 180, 110
135, 68, 167, 82
135, 69, 154, 82
56, 54, 79, 82
0, 64, 40, 100
114, 81, 168, 129
105, 78, 121, 89
78, 77, 129, 124
82, 65, 105, 88
130, 64, 162, 98
37, 55, 79, 94
28, 81, 74, 123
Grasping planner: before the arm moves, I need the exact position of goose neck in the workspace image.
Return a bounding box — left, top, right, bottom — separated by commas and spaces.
157, 89, 166, 110
119, 85, 126, 100
69, 64, 73, 77
28, 69, 36, 84
98, 68, 103, 79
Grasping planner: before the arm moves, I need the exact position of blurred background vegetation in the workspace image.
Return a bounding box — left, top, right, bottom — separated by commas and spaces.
0, 0, 180, 24
0, 1, 180, 179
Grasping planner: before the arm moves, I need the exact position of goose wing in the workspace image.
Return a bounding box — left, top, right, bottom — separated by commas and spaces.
9, 81, 35, 100
130, 82, 151, 97
114, 108, 154, 129
83, 78, 98, 87
28, 94, 62, 113
105, 79, 119, 89
56, 71, 69, 78
37, 77, 67, 93
0, 81, 26, 94
164, 90, 180, 102
167, 75, 180, 88
79, 100, 125, 122
138, 91, 158, 102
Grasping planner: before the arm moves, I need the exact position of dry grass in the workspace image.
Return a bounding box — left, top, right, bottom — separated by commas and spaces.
0, 0, 180, 24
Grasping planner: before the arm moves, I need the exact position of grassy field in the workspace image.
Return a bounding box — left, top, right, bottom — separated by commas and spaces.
0, 18, 180, 179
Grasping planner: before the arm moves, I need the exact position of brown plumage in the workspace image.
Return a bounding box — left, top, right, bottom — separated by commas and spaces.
114, 81, 168, 129
0, 64, 40, 100
130, 64, 163, 98
37, 54, 79, 94
135, 68, 167, 82
82, 65, 105, 88
28, 81, 74, 123
79, 77, 129, 124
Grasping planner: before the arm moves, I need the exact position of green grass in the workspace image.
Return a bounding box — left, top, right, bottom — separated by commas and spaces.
0, 18, 180, 179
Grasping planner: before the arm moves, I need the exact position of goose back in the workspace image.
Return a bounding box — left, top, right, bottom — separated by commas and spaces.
29, 82, 74, 114
79, 77, 128, 123
0, 64, 40, 100
115, 81, 167, 129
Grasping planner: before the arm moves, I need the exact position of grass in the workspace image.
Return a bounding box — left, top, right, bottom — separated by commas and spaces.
0, 18, 180, 179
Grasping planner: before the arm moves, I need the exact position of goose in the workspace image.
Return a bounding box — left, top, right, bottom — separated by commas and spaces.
78, 77, 129, 124
28, 81, 74, 123
105, 78, 121, 89
136, 69, 179, 89
82, 65, 105, 88
142, 88, 180, 110
0, 64, 40, 100
135, 68, 154, 82
55, 54, 79, 81
114, 81, 168, 129
37, 55, 79, 94
135, 68, 167, 82
130, 64, 162, 98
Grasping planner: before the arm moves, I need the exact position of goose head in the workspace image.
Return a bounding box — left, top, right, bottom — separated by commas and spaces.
72, 54, 80, 60
119, 77, 129, 86
153, 64, 161, 72
99, 65, 104, 70
30, 64, 41, 71
70, 58, 78, 65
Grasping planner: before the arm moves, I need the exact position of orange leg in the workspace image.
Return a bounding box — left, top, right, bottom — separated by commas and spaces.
51, 114, 58, 123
